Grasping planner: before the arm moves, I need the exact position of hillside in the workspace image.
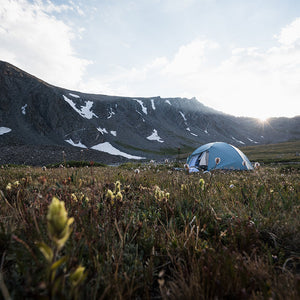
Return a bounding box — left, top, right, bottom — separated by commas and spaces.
0, 60, 299, 165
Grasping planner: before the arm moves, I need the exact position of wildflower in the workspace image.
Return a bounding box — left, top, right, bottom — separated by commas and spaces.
154, 185, 162, 200
77, 192, 84, 201
115, 191, 123, 202
199, 178, 205, 191
71, 193, 78, 202
134, 168, 140, 174
220, 230, 227, 238
158, 269, 165, 287
6, 183, 12, 191
164, 159, 169, 164
181, 184, 187, 191
114, 181, 121, 193
229, 184, 235, 188
47, 197, 74, 250
254, 162, 260, 169
271, 255, 278, 262
248, 220, 255, 227
106, 189, 115, 204
42, 166, 47, 171
13, 181, 20, 188
70, 265, 86, 287
215, 157, 221, 165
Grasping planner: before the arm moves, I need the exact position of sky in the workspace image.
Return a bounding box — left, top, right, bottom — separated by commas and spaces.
0, 0, 300, 120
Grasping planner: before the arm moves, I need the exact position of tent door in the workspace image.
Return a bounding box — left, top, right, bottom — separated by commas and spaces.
198, 151, 209, 169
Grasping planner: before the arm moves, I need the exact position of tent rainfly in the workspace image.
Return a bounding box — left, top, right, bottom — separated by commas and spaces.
186, 142, 253, 172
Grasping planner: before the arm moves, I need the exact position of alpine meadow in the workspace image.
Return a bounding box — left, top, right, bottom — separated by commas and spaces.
0, 141, 299, 298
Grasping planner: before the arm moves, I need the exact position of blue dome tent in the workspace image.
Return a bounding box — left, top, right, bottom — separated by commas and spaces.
186, 142, 253, 172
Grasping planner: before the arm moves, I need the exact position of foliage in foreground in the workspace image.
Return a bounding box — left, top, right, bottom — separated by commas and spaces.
0, 164, 299, 299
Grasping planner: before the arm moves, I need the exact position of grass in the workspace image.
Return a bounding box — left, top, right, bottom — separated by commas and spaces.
0, 161, 299, 299
241, 140, 300, 164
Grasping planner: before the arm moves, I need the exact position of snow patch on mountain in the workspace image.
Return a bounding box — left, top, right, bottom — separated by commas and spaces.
147, 129, 164, 143
134, 99, 147, 115
65, 139, 87, 148
231, 136, 245, 145
136, 110, 145, 122
165, 100, 171, 105
97, 127, 108, 134
21, 104, 27, 115
69, 93, 80, 98
247, 137, 258, 144
151, 99, 156, 110
110, 131, 117, 136
179, 111, 187, 121
63, 95, 98, 119
0, 127, 11, 135
91, 142, 145, 159
107, 107, 115, 119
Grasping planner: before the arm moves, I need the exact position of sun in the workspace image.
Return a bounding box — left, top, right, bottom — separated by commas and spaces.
255, 114, 271, 123
258, 116, 268, 123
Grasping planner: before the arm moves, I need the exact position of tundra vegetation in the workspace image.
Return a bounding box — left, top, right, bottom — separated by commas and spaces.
0, 148, 299, 299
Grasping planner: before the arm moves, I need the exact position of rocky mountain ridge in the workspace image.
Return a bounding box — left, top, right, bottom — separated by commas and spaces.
0, 60, 299, 165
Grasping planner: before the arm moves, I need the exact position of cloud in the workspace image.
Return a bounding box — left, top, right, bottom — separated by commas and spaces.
0, 0, 90, 88
88, 18, 300, 118
275, 17, 300, 46
162, 39, 218, 75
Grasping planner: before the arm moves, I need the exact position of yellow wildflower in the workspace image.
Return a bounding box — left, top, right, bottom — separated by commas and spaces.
47, 197, 74, 250
6, 183, 12, 191
13, 181, 20, 187
116, 191, 123, 202
71, 193, 77, 202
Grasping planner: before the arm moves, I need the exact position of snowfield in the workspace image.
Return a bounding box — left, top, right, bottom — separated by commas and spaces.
91, 142, 145, 160
147, 129, 164, 143
0, 127, 12, 135
134, 99, 148, 115
65, 139, 87, 148
63, 95, 98, 119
